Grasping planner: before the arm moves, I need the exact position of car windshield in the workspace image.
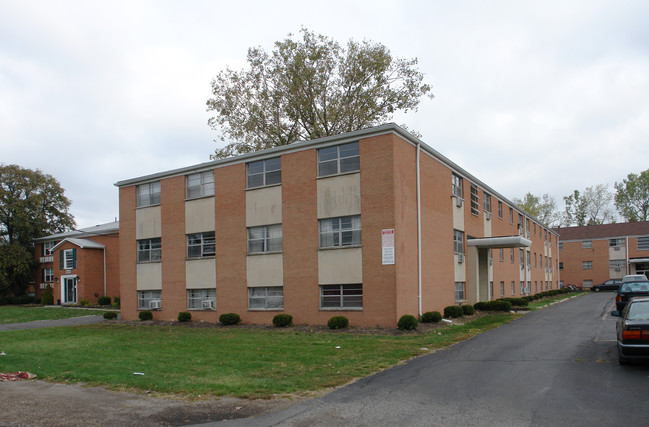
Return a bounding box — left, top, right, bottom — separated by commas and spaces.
627, 301, 649, 321
620, 282, 649, 292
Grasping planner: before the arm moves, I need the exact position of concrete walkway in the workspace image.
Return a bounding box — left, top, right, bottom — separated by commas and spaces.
0, 315, 105, 331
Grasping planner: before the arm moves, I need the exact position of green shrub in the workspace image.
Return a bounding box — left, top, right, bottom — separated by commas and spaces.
10, 295, 33, 305
421, 311, 442, 323
103, 312, 118, 320
397, 314, 418, 330
79, 298, 90, 306
473, 301, 487, 311
112, 296, 120, 308
272, 314, 293, 327
444, 305, 464, 318
327, 316, 349, 329
462, 305, 475, 315
219, 313, 241, 326
138, 310, 153, 321
97, 296, 111, 306
41, 285, 54, 305
498, 297, 528, 307
178, 312, 192, 322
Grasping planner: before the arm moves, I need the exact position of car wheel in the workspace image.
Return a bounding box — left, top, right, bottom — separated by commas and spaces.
594, 287, 600, 292
618, 349, 629, 365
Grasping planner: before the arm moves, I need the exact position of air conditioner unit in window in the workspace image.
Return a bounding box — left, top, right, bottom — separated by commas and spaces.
517, 225, 523, 236
149, 300, 161, 310
457, 253, 465, 263
489, 259, 493, 266
615, 267, 621, 272
485, 212, 491, 220
614, 246, 620, 251
202, 300, 215, 309
520, 264, 524, 270
455, 197, 464, 208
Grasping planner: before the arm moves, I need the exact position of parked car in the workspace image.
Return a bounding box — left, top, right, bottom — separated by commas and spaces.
622, 274, 649, 283
616, 281, 649, 312
611, 296, 649, 364
592, 279, 622, 292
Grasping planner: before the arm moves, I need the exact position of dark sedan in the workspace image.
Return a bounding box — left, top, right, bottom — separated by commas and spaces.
615, 281, 649, 312
612, 296, 649, 364
592, 279, 622, 292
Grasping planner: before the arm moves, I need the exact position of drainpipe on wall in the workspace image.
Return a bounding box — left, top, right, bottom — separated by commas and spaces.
626, 237, 629, 275
416, 141, 422, 316
103, 247, 107, 296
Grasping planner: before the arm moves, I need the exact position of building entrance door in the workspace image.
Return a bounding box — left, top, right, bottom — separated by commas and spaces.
63, 277, 77, 304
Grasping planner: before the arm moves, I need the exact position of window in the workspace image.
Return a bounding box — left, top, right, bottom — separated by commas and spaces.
559, 242, 563, 250
248, 287, 284, 310
187, 232, 215, 258
520, 281, 525, 295
454, 282, 466, 302
452, 173, 463, 198
509, 207, 513, 224
582, 240, 592, 249
533, 223, 537, 235
534, 252, 537, 267
137, 238, 161, 262
59, 248, 76, 270
526, 251, 531, 269
583, 261, 592, 269
42, 268, 53, 283
320, 284, 362, 309
319, 216, 361, 248
609, 238, 625, 248
484, 193, 491, 213
510, 248, 514, 263
247, 157, 281, 188
498, 201, 503, 218
638, 236, 649, 251
187, 289, 216, 310
519, 249, 524, 268
583, 280, 593, 288
500, 281, 505, 297
453, 229, 464, 254
511, 281, 516, 296
248, 224, 282, 254
499, 248, 504, 262
518, 213, 523, 232
138, 290, 161, 310
137, 181, 161, 207
318, 141, 359, 177
42, 241, 56, 256
186, 171, 214, 199
559, 262, 564, 271
470, 184, 479, 215
610, 260, 625, 270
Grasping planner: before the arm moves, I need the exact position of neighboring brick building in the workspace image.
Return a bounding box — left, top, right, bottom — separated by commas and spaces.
32, 222, 120, 304
115, 124, 559, 326
554, 222, 649, 288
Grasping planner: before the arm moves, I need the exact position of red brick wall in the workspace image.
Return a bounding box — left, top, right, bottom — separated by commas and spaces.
119, 186, 137, 319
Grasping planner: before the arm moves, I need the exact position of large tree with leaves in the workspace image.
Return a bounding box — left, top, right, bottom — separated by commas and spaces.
614, 169, 649, 222
206, 28, 433, 158
562, 185, 616, 226
512, 193, 560, 226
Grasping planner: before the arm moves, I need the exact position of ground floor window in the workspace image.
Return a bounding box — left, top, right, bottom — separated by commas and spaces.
248, 287, 284, 310
138, 290, 162, 310
500, 281, 505, 297
454, 282, 466, 302
320, 284, 362, 309
583, 280, 593, 288
42, 268, 53, 283
511, 281, 515, 296
187, 288, 216, 310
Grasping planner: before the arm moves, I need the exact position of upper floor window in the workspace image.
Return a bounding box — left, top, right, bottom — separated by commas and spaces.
59, 248, 76, 270
318, 142, 359, 177
248, 224, 282, 254
559, 242, 564, 250
509, 207, 513, 224
583, 261, 593, 269
187, 232, 215, 258
498, 201, 503, 218
453, 229, 464, 254
638, 236, 649, 251
42, 241, 56, 256
247, 157, 281, 188
483, 193, 491, 213
470, 184, 479, 215
452, 173, 463, 198
186, 171, 214, 199
138, 238, 161, 262
609, 238, 625, 248
582, 240, 592, 249
137, 181, 161, 207
319, 215, 361, 248
42, 268, 53, 283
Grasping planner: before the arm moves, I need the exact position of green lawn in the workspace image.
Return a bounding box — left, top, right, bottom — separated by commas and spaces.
0, 306, 114, 324
527, 291, 587, 310
0, 315, 515, 398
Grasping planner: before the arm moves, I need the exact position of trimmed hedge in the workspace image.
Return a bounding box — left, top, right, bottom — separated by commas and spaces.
138, 310, 153, 321
462, 305, 475, 315
178, 312, 192, 322
398, 314, 418, 330
474, 300, 512, 312
97, 296, 111, 306
327, 316, 349, 329
41, 286, 54, 305
498, 297, 528, 307
272, 314, 293, 327
444, 305, 464, 318
112, 296, 120, 308
219, 313, 241, 326
103, 312, 118, 320
421, 311, 442, 323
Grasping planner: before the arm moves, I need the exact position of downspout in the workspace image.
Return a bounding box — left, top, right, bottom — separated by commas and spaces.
103, 247, 107, 296
417, 141, 422, 316
626, 237, 629, 275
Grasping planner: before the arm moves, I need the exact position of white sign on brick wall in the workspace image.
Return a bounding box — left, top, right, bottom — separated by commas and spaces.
382, 229, 395, 265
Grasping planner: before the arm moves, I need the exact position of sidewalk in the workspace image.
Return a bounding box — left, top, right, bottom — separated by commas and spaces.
0, 315, 106, 332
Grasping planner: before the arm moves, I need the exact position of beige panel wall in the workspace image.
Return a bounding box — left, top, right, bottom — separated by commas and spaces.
483, 215, 492, 237
317, 173, 361, 219
135, 206, 161, 239
185, 258, 216, 289
610, 246, 626, 260
318, 248, 362, 284
185, 198, 216, 233
454, 253, 467, 282
452, 198, 464, 231
136, 263, 162, 290
246, 186, 282, 227
247, 254, 283, 287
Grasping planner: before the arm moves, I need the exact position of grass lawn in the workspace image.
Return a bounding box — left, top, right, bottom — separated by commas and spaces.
527, 291, 587, 310
0, 315, 515, 398
0, 306, 114, 324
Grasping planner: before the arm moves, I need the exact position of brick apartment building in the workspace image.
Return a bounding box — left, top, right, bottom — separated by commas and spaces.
115, 124, 559, 326
553, 222, 649, 288
32, 222, 120, 304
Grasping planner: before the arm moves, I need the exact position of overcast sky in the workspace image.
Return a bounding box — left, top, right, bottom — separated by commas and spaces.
2, 0, 648, 228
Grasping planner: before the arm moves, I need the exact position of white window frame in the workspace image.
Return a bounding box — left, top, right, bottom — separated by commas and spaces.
470, 184, 480, 215
320, 284, 363, 309
483, 192, 491, 213
247, 224, 282, 254
452, 173, 463, 198
638, 236, 649, 251
248, 287, 284, 310
187, 232, 216, 259
500, 281, 505, 297
583, 261, 593, 269
453, 229, 464, 254
317, 142, 360, 177
186, 171, 214, 199
454, 282, 466, 302
138, 290, 162, 310
247, 157, 281, 188
187, 289, 216, 310
137, 238, 161, 262
319, 216, 361, 248
43, 268, 53, 283
63, 249, 75, 269
43, 241, 56, 256
582, 240, 592, 249
137, 181, 161, 207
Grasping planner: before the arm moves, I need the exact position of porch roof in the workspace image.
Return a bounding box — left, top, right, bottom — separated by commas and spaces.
51, 238, 105, 251
467, 235, 532, 249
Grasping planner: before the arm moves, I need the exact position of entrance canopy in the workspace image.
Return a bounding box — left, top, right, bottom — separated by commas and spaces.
629, 258, 649, 264
467, 235, 532, 249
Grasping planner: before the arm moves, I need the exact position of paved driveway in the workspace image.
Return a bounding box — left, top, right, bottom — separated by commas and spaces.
207, 293, 649, 427
0, 315, 105, 331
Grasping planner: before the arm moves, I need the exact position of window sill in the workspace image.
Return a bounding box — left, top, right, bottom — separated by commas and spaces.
187, 308, 216, 311
319, 308, 363, 311
186, 256, 216, 261
248, 308, 285, 311
246, 182, 282, 191
319, 245, 362, 251
185, 194, 215, 202
316, 170, 360, 180
137, 260, 161, 264
136, 203, 161, 210
247, 251, 283, 256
